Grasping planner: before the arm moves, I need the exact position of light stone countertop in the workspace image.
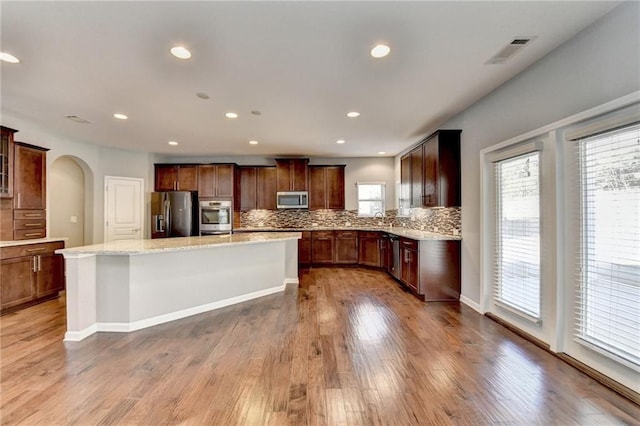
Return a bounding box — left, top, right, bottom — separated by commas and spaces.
0, 237, 68, 248
56, 232, 301, 256
234, 227, 462, 241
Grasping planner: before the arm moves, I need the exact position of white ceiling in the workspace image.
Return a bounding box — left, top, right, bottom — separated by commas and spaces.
1, 1, 619, 158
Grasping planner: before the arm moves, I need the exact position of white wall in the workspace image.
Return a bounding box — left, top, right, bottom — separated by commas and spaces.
50, 157, 85, 247
1, 112, 155, 243
160, 155, 396, 211
435, 2, 640, 304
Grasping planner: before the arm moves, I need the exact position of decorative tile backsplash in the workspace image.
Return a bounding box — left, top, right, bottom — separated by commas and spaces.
239, 207, 461, 236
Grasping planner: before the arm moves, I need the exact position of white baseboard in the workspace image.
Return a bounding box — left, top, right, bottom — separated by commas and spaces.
95, 284, 287, 334
63, 324, 98, 342
284, 277, 299, 286
460, 295, 482, 313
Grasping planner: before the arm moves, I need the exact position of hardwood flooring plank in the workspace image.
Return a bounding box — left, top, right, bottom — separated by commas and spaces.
1, 267, 639, 425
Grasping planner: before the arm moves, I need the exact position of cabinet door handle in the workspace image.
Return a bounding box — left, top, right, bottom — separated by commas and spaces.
37, 255, 41, 271
17, 193, 21, 208
32, 256, 38, 272
26, 247, 45, 253
24, 213, 42, 218
24, 223, 42, 227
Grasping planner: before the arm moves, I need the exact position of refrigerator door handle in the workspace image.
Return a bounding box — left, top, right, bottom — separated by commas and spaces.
164, 199, 171, 237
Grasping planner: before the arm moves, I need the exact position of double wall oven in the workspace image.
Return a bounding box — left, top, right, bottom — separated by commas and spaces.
199, 200, 232, 234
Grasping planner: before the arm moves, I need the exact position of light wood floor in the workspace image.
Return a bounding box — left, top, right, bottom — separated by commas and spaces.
1, 267, 639, 425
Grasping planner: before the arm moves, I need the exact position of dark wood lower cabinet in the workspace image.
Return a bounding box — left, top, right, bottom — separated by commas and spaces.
379, 233, 391, 272
399, 238, 419, 292
298, 229, 460, 302
419, 240, 461, 301
0, 241, 65, 311
334, 231, 358, 264
298, 231, 312, 265
358, 231, 381, 267
311, 231, 334, 264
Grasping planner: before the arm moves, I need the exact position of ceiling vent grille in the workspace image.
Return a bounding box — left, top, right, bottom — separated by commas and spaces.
65, 115, 92, 124
487, 37, 536, 64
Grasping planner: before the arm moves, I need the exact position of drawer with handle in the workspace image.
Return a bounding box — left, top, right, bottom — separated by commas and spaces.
14, 228, 47, 241
400, 237, 419, 250
14, 219, 46, 230
14, 209, 46, 220
0, 241, 64, 260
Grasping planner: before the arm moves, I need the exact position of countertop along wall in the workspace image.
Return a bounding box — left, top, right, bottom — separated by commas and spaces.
426, 2, 640, 308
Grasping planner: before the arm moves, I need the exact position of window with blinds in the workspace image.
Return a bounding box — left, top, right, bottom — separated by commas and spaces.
494, 151, 542, 321
575, 123, 640, 368
357, 183, 385, 217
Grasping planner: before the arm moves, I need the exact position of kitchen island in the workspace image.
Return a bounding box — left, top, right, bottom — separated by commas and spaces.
57, 232, 301, 341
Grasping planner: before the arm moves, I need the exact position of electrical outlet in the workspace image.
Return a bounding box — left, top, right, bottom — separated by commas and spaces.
258, 222, 264, 227
420, 225, 424, 230
70, 215, 78, 223
433, 226, 439, 233
312, 222, 318, 227
345, 222, 351, 227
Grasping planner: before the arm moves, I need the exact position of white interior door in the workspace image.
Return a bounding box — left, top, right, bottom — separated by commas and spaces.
104, 176, 144, 242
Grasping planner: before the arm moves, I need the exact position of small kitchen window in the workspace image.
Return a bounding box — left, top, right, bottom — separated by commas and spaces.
357, 182, 385, 217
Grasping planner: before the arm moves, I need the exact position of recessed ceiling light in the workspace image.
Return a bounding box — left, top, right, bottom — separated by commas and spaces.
170, 46, 191, 59
249, 140, 259, 145
378, 151, 386, 155
347, 111, 360, 118
113, 113, 128, 120
370, 44, 391, 58
0, 52, 20, 63
168, 141, 179, 146
196, 92, 210, 100
336, 139, 346, 144
225, 112, 238, 119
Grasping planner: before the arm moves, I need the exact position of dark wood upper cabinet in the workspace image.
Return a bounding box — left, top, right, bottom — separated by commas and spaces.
257, 167, 277, 210
154, 164, 198, 191
400, 155, 411, 211
177, 166, 198, 191
198, 164, 234, 198
401, 129, 461, 208
239, 166, 276, 211
154, 165, 178, 191
309, 165, 345, 210
13, 142, 47, 210
409, 145, 423, 208
276, 158, 308, 192
422, 130, 461, 207
1, 126, 16, 199
239, 167, 257, 211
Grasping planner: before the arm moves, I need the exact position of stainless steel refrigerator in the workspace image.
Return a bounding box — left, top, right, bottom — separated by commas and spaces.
151, 191, 199, 238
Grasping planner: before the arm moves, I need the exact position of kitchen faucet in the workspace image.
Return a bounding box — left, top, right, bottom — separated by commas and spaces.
374, 211, 384, 226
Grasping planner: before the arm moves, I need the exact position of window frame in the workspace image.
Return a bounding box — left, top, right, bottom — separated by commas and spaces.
356, 182, 386, 217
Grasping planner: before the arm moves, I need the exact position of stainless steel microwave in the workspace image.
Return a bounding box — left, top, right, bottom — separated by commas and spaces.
276, 191, 308, 209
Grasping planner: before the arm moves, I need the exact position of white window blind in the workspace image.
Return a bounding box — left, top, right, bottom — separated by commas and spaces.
575, 123, 640, 368
357, 183, 385, 217
494, 151, 542, 321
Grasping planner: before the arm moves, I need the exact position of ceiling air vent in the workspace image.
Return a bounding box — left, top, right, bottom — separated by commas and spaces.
486, 37, 536, 64
65, 115, 92, 124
